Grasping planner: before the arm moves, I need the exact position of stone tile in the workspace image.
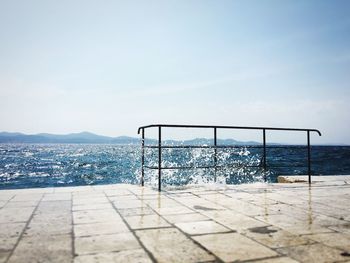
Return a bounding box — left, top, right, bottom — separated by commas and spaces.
204, 210, 268, 231
24, 219, 72, 236
175, 220, 230, 235
36, 200, 71, 212
73, 202, 113, 211
188, 201, 226, 212
4, 200, 39, 208
75, 233, 140, 255
112, 200, 148, 209
31, 211, 72, 225
73, 196, 109, 206
11, 194, 43, 202
118, 207, 155, 217
253, 256, 299, 262
0, 251, 10, 263
74, 249, 152, 263
153, 205, 194, 215
42, 193, 72, 201
8, 234, 72, 263
307, 232, 350, 251
74, 221, 129, 237
276, 243, 347, 263
73, 209, 121, 224
108, 195, 140, 202
55, 186, 92, 193
128, 187, 160, 196
136, 228, 215, 262
104, 189, 133, 196
0, 194, 13, 201
202, 193, 269, 216
328, 223, 350, 235
224, 200, 270, 216
125, 214, 170, 229
0, 194, 16, 202
145, 198, 181, 208
0, 222, 26, 250
0, 207, 35, 223
281, 224, 335, 235
12, 188, 54, 194
162, 212, 209, 224
255, 214, 334, 235
72, 192, 105, 198
193, 232, 278, 262
243, 225, 313, 248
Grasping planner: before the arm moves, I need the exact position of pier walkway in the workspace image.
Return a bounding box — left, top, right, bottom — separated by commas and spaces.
1, 176, 350, 262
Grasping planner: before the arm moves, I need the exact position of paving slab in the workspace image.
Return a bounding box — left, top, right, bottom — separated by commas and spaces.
118, 207, 155, 217
162, 212, 209, 224
1, 175, 350, 262
276, 243, 348, 263
243, 225, 314, 248
0, 222, 26, 251
125, 214, 171, 230
175, 220, 230, 235
193, 232, 278, 262
306, 232, 350, 251
0, 207, 35, 224
4, 200, 39, 208
73, 202, 113, 211
8, 234, 72, 263
74, 249, 152, 263
135, 228, 215, 262
75, 232, 140, 255
74, 221, 129, 237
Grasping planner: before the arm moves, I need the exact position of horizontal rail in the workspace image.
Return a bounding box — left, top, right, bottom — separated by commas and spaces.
144, 164, 307, 170
143, 145, 317, 149
144, 164, 263, 170
138, 124, 321, 136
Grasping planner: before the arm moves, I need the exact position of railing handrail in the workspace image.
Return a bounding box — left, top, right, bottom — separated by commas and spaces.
138, 124, 322, 136
137, 124, 322, 191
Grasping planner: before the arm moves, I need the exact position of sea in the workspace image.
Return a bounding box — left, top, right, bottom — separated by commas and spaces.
1, 144, 350, 190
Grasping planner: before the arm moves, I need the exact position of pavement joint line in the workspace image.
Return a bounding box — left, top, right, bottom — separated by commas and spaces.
103, 189, 158, 263
127, 226, 173, 231
190, 229, 237, 237
5, 193, 45, 263
131, 188, 225, 263
164, 189, 294, 258
240, 255, 295, 263
222, 185, 350, 224
2, 177, 350, 262
1, 194, 16, 208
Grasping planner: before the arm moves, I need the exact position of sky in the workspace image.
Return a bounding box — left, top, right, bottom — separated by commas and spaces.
0, 0, 350, 144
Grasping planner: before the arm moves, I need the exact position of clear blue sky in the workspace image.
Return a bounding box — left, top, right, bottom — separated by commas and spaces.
0, 0, 349, 144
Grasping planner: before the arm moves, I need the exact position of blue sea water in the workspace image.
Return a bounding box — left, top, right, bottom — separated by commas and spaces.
0, 144, 350, 189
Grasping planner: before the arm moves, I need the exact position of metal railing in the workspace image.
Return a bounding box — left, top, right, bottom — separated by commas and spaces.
137, 124, 322, 191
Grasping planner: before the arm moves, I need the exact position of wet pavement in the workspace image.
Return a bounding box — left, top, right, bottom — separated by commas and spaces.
1, 176, 350, 262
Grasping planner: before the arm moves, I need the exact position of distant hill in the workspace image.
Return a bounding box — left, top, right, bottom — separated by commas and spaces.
0, 132, 140, 144
0, 131, 261, 145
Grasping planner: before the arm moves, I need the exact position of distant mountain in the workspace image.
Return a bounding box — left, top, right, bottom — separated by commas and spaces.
0, 132, 140, 144
0, 131, 260, 145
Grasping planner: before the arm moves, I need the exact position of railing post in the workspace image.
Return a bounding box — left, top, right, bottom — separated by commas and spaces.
214, 127, 217, 182
141, 128, 145, 186
158, 126, 162, 191
307, 130, 311, 184
263, 129, 267, 181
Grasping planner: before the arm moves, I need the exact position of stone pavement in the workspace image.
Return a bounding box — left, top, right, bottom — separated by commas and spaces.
1, 176, 350, 263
